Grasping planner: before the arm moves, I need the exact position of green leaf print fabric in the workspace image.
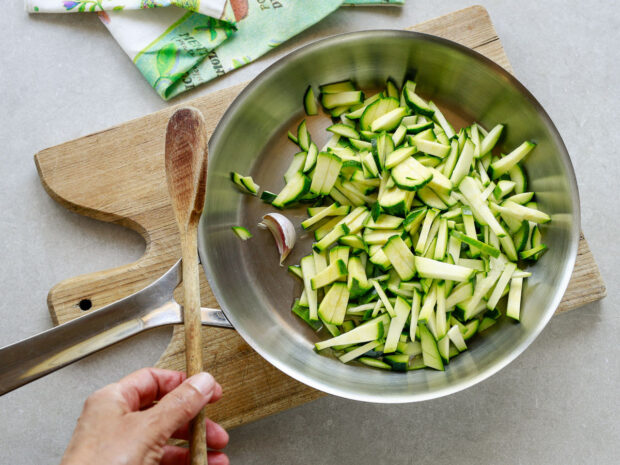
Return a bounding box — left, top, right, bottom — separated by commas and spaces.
27, 0, 405, 100
344, 0, 404, 5
128, 11, 236, 99
26, 0, 231, 18
157, 0, 347, 100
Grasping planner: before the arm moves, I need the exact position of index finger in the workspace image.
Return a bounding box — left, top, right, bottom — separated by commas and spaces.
116, 368, 186, 411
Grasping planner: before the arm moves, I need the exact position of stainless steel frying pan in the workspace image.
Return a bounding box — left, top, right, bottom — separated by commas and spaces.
0, 31, 579, 402
199, 30, 579, 403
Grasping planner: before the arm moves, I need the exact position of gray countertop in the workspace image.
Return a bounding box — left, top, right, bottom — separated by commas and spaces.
0, 1, 618, 463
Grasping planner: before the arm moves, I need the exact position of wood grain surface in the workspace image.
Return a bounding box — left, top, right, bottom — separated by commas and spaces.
34, 5, 606, 430
164, 108, 209, 464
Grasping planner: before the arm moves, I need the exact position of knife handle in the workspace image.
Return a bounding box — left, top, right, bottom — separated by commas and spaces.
0, 299, 165, 396
0, 260, 233, 397
0, 260, 184, 396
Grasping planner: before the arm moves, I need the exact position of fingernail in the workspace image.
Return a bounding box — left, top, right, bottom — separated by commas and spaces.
187, 372, 215, 396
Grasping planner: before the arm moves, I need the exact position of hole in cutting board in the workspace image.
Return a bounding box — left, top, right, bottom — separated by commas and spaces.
79, 299, 92, 311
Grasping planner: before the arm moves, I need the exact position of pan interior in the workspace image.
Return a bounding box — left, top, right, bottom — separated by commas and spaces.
199, 31, 579, 402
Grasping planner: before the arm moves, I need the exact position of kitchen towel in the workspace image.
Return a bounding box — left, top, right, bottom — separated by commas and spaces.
27, 1, 230, 18
344, 1, 404, 4
27, 0, 404, 100
26, 0, 404, 13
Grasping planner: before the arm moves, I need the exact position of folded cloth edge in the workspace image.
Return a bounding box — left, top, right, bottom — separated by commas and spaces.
25, 0, 229, 20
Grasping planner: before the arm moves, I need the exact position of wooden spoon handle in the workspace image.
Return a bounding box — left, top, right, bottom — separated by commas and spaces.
164, 107, 209, 465
181, 228, 208, 465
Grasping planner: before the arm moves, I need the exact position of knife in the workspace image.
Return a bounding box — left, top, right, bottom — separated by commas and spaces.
0, 260, 232, 396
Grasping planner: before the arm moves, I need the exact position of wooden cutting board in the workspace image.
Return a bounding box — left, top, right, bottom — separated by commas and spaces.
34, 5, 606, 430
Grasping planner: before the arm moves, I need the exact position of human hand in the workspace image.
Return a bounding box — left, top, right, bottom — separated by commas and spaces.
60, 368, 229, 465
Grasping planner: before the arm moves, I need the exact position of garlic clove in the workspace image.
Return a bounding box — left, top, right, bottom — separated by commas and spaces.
259, 213, 296, 265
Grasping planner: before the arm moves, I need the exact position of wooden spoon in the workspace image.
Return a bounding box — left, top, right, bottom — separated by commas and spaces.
165, 107, 209, 465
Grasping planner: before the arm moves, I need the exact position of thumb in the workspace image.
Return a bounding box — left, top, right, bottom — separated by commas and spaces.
147, 372, 216, 436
